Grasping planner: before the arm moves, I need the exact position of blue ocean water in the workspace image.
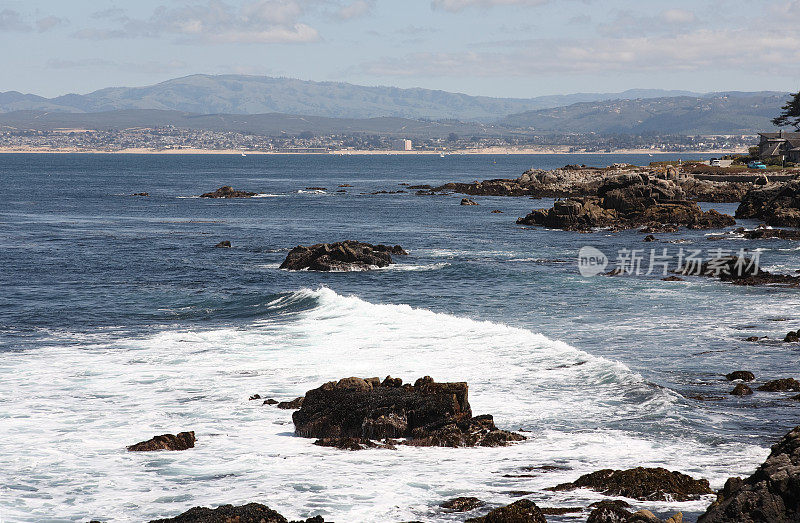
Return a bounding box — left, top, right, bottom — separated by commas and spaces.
0, 153, 798, 522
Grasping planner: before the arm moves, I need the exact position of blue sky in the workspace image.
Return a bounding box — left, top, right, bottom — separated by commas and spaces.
2, 0, 799, 98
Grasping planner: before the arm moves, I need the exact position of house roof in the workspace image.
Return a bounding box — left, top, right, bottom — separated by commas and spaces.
760, 132, 800, 140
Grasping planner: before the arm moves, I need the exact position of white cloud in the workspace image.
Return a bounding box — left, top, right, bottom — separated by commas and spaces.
431, 0, 549, 12
335, 0, 375, 20
36, 16, 68, 33
73, 1, 320, 44
361, 29, 800, 77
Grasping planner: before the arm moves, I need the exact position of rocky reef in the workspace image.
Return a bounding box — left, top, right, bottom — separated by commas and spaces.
433, 164, 752, 203
291, 376, 525, 448
127, 432, 195, 452
149, 503, 325, 523
465, 499, 546, 522
517, 174, 735, 231
736, 180, 800, 227
698, 425, 800, 522
200, 186, 257, 198
677, 256, 800, 287
548, 467, 713, 501
279, 241, 407, 271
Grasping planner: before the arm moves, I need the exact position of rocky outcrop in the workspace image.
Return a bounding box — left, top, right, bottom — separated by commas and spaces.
548, 467, 713, 501
127, 432, 195, 452
461, 198, 479, 205
432, 165, 752, 202
465, 499, 546, 523
214, 241, 231, 248
677, 257, 800, 287
731, 384, 754, 396
149, 503, 326, 523
757, 379, 800, 392
517, 175, 735, 231
785, 331, 800, 343
279, 241, 407, 271
736, 181, 800, 227
698, 425, 800, 523
200, 186, 257, 198
291, 376, 525, 448
727, 371, 755, 382
277, 397, 304, 409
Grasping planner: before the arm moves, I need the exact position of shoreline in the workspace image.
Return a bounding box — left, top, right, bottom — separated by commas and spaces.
0, 146, 746, 156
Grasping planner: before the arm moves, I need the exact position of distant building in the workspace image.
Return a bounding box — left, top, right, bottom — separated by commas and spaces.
392, 139, 412, 151
758, 131, 800, 163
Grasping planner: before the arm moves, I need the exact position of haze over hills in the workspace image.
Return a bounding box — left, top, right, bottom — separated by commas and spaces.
0, 74, 706, 121
500, 92, 789, 135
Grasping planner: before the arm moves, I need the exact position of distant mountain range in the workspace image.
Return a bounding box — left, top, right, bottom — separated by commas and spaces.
0, 74, 708, 121
0, 75, 790, 135
499, 92, 789, 135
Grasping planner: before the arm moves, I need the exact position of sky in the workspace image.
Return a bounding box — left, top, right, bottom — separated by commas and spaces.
2, 0, 799, 98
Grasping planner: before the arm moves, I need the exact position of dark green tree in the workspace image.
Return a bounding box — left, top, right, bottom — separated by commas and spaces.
773, 90, 800, 130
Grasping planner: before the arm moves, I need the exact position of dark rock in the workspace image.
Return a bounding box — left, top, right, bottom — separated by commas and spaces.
662, 276, 685, 282
200, 186, 257, 198
491, 210, 504, 213
305, 187, 327, 191
644, 235, 657, 242
698, 425, 800, 522
548, 467, 713, 501
277, 397, 304, 409
785, 331, 800, 343
338, 184, 353, 187
249, 394, 261, 400
263, 398, 278, 405
127, 431, 195, 452
730, 384, 754, 396
540, 507, 581, 515
214, 241, 231, 248
292, 376, 525, 448
745, 336, 761, 342
313, 437, 395, 450
132, 192, 149, 197
148, 503, 326, 523
517, 176, 735, 231
726, 371, 755, 382
741, 227, 800, 240
677, 256, 800, 287
736, 180, 800, 227
757, 378, 800, 392
279, 241, 407, 271
441, 497, 485, 512
465, 499, 546, 523
587, 500, 632, 523
461, 198, 479, 206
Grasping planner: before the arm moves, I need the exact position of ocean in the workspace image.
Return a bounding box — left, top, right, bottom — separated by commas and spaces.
1, 153, 798, 522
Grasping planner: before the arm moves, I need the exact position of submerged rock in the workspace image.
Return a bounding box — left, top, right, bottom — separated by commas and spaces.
279, 241, 407, 271
548, 467, 713, 501
277, 397, 304, 410
465, 499, 546, 523
127, 431, 195, 452
785, 331, 800, 343
291, 376, 525, 448
677, 256, 800, 287
461, 198, 479, 205
736, 180, 800, 227
200, 186, 257, 198
214, 240, 231, 248
441, 497, 485, 512
698, 425, 800, 522
148, 503, 326, 523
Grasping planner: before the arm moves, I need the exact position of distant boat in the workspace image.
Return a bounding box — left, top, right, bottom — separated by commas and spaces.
241, 152, 247, 157
439, 153, 446, 158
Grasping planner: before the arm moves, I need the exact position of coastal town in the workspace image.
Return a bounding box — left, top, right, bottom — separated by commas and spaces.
0, 125, 754, 154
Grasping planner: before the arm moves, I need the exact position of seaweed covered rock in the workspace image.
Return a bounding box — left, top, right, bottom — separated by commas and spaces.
698, 425, 800, 523
292, 376, 525, 448
548, 467, 713, 501
726, 371, 755, 382
517, 176, 734, 231
200, 186, 257, 198
127, 431, 195, 452
279, 241, 407, 271
149, 503, 326, 523
441, 497, 485, 512
465, 499, 546, 523
736, 181, 800, 227
676, 256, 800, 287
757, 378, 800, 392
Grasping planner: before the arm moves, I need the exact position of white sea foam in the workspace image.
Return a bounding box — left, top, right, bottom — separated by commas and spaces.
0, 288, 767, 522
